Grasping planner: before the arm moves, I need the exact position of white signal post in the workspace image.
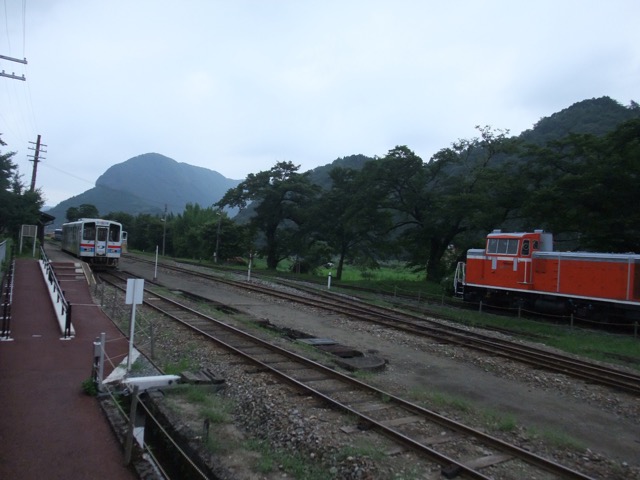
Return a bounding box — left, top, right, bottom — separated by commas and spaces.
154, 245, 159, 280
125, 278, 145, 374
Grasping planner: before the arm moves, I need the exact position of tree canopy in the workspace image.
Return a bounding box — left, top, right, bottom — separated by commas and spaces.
52, 97, 639, 284
66, 204, 100, 222
520, 118, 640, 252
216, 161, 319, 269
0, 135, 44, 238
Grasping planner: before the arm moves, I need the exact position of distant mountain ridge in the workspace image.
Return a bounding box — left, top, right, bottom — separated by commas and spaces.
45, 97, 639, 228
46, 153, 242, 227
520, 96, 640, 143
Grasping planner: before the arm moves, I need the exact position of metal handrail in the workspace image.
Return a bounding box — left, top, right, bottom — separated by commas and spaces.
39, 247, 73, 338
1, 253, 15, 339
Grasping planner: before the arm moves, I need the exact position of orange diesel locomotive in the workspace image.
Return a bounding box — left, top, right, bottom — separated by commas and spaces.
454, 230, 640, 322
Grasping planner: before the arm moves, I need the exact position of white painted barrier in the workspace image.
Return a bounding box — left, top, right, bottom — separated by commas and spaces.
38, 259, 75, 338
122, 375, 181, 392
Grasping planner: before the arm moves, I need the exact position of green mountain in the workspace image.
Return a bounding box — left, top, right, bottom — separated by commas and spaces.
520, 96, 640, 143
45, 97, 638, 229
46, 153, 242, 227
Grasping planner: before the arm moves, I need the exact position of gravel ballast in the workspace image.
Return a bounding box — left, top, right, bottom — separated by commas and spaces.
106, 258, 640, 479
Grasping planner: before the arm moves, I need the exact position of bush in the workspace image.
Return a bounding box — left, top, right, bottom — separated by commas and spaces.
81, 377, 98, 396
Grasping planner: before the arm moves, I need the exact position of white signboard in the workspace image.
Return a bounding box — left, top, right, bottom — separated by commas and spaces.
125, 278, 144, 305
125, 278, 144, 373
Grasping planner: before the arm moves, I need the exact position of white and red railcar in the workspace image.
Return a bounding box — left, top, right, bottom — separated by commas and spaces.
61, 218, 123, 269
454, 230, 640, 321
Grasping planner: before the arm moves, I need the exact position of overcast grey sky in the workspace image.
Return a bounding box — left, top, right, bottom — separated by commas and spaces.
1, 1, 638, 206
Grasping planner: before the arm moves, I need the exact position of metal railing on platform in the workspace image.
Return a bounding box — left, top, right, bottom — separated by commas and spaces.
39, 246, 74, 338
1, 249, 15, 340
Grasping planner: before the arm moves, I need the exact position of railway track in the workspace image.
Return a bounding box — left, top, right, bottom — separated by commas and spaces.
122, 255, 640, 396
100, 270, 595, 480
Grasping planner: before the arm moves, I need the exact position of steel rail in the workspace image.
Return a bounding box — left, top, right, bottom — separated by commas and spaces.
101, 271, 596, 479
122, 256, 640, 396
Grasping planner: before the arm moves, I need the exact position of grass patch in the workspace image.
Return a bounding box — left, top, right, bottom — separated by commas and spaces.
408, 387, 517, 432
350, 369, 376, 381
408, 388, 473, 414
165, 385, 236, 454
411, 386, 583, 449
162, 357, 197, 375
459, 313, 640, 370
81, 377, 98, 396
179, 384, 210, 403
481, 409, 517, 432
128, 359, 146, 373
245, 438, 330, 479
337, 439, 387, 462
204, 432, 236, 454
167, 384, 234, 423
528, 425, 587, 451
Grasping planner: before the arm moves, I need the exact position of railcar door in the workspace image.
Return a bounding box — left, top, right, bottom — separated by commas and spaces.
95, 225, 109, 256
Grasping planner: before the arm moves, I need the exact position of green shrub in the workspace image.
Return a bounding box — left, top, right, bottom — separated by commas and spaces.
81, 377, 98, 396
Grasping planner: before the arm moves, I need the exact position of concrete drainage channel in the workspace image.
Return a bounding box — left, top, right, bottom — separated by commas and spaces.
264, 323, 388, 372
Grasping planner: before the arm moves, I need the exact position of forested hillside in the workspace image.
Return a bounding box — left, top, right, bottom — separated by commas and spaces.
40, 96, 640, 283
213, 97, 640, 280
521, 96, 640, 142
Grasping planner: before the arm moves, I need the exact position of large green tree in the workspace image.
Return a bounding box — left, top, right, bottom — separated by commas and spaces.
216, 161, 319, 269
66, 204, 100, 222
126, 213, 167, 253
308, 166, 392, 280
520, 118, 640, 252
370, 128, 521, 280
0, 135, 44, 237
171, 204, 214, 259
104, 211, 134, 232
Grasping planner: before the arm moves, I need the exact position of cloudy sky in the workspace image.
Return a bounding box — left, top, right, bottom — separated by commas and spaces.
1, 1, 638, 206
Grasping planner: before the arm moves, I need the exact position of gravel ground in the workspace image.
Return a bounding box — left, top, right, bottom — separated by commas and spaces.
106, 257, 640, 479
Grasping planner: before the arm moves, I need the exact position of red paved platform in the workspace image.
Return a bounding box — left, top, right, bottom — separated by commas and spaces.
0, 258, 138, 480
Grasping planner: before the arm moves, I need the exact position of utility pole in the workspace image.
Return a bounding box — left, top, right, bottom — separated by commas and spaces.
214, 210, 222, 263
28, 135, 46, 192
162, 204, 167, 256
0, 54, 27, 81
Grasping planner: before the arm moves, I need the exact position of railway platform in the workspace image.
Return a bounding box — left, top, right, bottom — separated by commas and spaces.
0, 254, 139, 480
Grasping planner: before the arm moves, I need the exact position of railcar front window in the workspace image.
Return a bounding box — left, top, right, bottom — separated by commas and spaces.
488, 238, 519, 255
83, 226, 95, 240
97, 228, 108, 241
109, 226, 120, 241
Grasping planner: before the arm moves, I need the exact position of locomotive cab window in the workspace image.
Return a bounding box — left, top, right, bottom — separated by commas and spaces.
487, 238, 519, 255
521, 239, 530, 256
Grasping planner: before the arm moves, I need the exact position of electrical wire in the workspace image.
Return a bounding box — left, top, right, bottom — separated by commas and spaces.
3, 0, 12, 52
1, 0, 36, 152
